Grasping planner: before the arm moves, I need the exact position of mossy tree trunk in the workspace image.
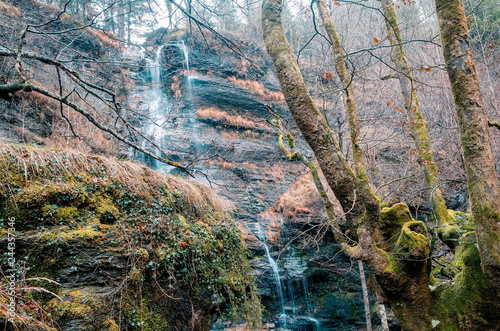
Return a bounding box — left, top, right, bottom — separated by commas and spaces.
261, 0, 365, 236
263, 0, 434, 329
381, 0, 459, 248
315, 0, 380, 237
435, 0, 500, 293
263, 0, 500, 328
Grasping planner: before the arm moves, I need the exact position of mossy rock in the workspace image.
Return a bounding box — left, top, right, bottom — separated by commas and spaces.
0, 143, 261, 330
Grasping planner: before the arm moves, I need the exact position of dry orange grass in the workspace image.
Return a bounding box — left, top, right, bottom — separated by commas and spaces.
274, 174, 324, 219
88, 29, 120, 49
221, 130, 260, 140
244, 130, 259, 139
17, 90, 58, 113
221, 131, 240, 140
34, 0, 59, 11
0, 1, 21, 17
197, 107, 256, 130
227, 76, 283, 101
0, 143, 234, 214
220, 161, 236, 169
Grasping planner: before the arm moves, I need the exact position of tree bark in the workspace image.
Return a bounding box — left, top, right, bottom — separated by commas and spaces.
262, 1, 433, 329
381, 0, 460, 249
315, 0, 380, 236
358, 260, 372, 331
435, 0, 500, 293
262, 0, 365, 236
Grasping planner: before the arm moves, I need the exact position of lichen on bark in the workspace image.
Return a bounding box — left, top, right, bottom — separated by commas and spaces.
381, 0, 460, 250
435, 0, 500, 293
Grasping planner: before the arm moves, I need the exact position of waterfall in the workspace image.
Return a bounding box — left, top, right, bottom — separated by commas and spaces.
135, 41, 323, 330
137, 45, 171, 171
176, 40, 190, 75
173, 40, 193, 107
134, 41, 196, 172
256, 223, 287, 322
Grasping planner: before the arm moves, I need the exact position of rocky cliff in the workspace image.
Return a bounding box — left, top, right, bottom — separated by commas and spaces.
131, 32, 390, 330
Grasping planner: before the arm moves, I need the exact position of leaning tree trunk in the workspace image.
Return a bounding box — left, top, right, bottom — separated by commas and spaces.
381, 0, 460, 248
261, 0, 365, 234
434, 0, 500, 293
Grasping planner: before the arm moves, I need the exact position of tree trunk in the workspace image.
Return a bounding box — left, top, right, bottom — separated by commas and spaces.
381, 0, 460, 248
314, 0, 380, 247
434, 0, 500, 293
358, 260, 372, 331
262, 1, 433, 329
262, 0, 365, 236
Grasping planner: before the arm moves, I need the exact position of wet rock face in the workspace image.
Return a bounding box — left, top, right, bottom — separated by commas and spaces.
189, 75, 269, 116
132, 37, 382, 329
0, 97, 53, 144
1, 230, 221, 331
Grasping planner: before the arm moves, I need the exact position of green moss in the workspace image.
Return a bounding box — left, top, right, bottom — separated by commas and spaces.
48, 290, 102, 320
376, 248, 401, 277
53, 206, 79, 221
135, 247, 149, 261
0, 143, 261, 328
123, 299, 169, 331
90, 194, 120, 223
377, 203, 413, 250
128, 268, 142, 284
432, 235, 500, 330
102, 318, 119, 331
38, 225, 104, 245
395, 221, 430, 259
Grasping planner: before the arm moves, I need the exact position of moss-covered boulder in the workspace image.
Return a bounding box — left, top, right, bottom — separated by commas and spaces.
0, 143, 261, 330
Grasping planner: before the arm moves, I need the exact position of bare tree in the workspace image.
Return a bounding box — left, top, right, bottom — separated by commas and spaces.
262, 0, 500, 329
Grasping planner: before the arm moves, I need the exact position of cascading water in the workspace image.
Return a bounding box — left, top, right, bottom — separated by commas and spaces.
281, 246, 322, 331
135, 41, 195, 172
136, 45, 172, 171
135, 41, 321, 330
253, 220, 322, 331
177, 40, 190, 75
256, 222, 287, 324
